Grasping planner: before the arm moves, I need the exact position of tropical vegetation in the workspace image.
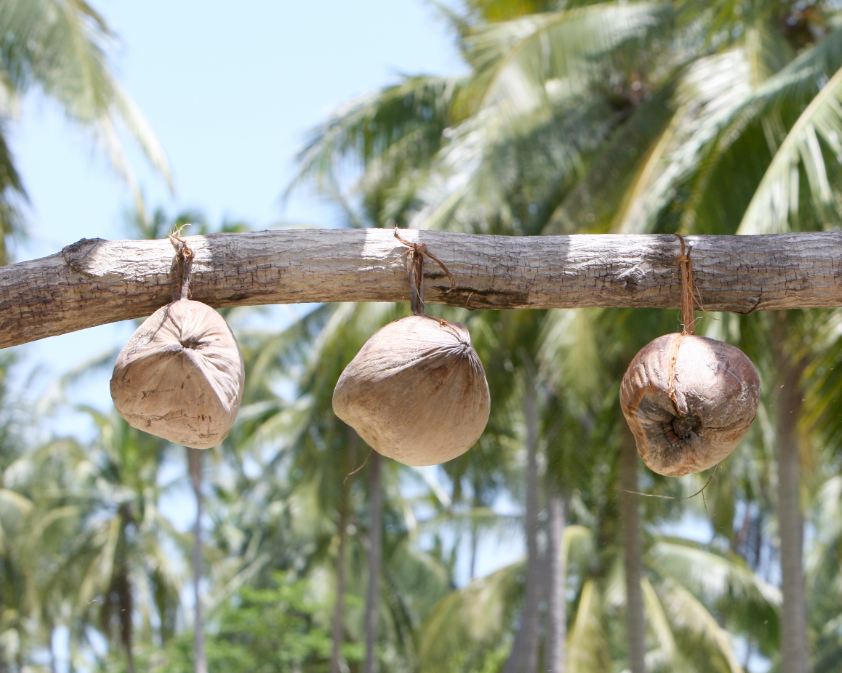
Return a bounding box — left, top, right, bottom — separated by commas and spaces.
3, 1, 842, 673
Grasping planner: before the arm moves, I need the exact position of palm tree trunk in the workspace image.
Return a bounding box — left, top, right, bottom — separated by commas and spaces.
774, 338, 809, 673
364, 452, 383, 673
330, 473, 350, 673
187, 449, 207, 673
503, 378, 542, 673
468, 478, 481, 581
468, 517, 479, 581
620, 435, 646, 673
47, 624, 57, 673
547, 487, 568, 673
114, 512, 136, 673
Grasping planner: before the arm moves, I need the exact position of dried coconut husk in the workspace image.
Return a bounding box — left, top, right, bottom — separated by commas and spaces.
332, 315, 490, 466
620, 332, 760, 477
111, 298, 245, 449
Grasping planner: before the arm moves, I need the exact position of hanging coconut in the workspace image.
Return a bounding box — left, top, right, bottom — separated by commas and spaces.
620, 333, 760, 476
619, 236, 760, 476
111, 298, 245, 449
111, 236, 244, 449
333, 230, 490, 466
333, 314, 490, 466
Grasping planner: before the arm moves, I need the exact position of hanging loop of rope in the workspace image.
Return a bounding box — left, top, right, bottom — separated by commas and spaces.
169, 225, 194, 301
393, 226, 454, 316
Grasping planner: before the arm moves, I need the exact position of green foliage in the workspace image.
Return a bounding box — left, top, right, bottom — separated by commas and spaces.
151, 572, 346, 673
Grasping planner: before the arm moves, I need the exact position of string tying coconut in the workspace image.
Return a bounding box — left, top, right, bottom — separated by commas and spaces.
620, 235, 760, 476
110, 230, 245, 449
332, 228, 490, 466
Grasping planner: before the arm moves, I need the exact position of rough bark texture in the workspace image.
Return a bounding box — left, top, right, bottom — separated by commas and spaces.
364, 453, 382, 673
503, 379, 542, 673
3, 230, 842, 349
774, 328, 809, 673
620, 436, 647, 673
187, 449, 207, 673
547, 489, 568, 673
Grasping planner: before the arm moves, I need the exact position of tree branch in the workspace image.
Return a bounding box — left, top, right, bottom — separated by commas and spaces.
2, 229, 841, 349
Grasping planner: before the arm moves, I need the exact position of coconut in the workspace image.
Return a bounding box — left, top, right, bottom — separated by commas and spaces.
111, 299, 245, 449
332, 315, 490, 466
620, 333, 760, 476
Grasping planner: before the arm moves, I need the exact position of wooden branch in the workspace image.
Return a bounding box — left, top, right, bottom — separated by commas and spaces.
2, 229, 841, 349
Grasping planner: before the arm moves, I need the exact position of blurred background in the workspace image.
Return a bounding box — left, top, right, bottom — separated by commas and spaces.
2, 1, 842, 672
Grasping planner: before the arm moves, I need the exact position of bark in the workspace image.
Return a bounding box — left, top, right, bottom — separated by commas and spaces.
3, 230, 842, 348
364, 453, 383, 673
330, 476, 350, 673
187, 449, 207, 673
773, 324, 810, 673
503, 378, 542, 673
547, 488, 568, 673
620, 435, 647, 673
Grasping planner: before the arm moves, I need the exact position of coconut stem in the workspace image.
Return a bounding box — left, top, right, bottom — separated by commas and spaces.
169, 229, 194, 301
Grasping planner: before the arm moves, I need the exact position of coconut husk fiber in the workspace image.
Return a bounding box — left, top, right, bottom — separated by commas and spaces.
333, 315, 490, 466
111, 299, 245, 449
620, 333, 760, 477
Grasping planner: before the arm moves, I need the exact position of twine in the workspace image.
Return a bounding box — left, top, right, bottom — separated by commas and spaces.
393, 226, 454, 316
667, 234, 700, 415
677, 234, 697, 336
623, 463, 720, 507
169, 225, 193, 301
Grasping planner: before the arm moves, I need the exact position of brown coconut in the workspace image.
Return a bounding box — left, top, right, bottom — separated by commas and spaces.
620, 333, 760, 477
332, 315, 490, 466
111, 299, 245, 449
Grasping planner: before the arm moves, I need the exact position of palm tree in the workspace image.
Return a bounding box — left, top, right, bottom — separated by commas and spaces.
187, 449, 207, 673
442, 5, 842, 673
289, 4, 842, 673
0, 0, 171, 262
4, 408, 183, 672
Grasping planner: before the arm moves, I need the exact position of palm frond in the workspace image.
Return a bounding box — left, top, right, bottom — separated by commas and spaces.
614, 48, 754, 233
656, 578, 744, 673
0, 0, 170, 218
465, 2, 671, 112
290, 75, 459, 196
566, 579, 611, 673
681, 27, 842, 234
738, 64, 842, 232
416, 563, 520, 673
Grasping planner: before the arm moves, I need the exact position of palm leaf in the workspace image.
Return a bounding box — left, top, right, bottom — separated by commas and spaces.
614, 48, 755, 233
416, 563, 520, 673
738, 64, 842, 232
290, 75, 459, 195
566, 579, 611, 673
656, 578, 743, 673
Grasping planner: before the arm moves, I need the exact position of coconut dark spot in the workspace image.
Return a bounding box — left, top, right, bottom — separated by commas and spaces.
671, 414, 700, 442
180, 336, 203, 349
